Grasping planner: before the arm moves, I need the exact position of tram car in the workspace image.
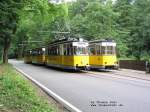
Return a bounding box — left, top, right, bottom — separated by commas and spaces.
89, 39, 118, 69
31, 47, 46, 65
24, 50, 32, 63
45, 38, 89, 70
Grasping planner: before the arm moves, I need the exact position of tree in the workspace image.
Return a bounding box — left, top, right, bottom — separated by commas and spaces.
113, 0, 135, 57
130, 0, 150, 60
69, 0, 119, 40
0, 0, 29, 63
2, 0, 66, 60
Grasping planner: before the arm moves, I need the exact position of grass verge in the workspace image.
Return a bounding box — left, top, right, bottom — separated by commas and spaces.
0, 64, 56, 112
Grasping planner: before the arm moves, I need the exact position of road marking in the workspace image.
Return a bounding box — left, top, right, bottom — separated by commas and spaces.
14, 66, 82, 112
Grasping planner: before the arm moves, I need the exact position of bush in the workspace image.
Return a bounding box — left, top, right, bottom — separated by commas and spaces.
0, 64, 55, 112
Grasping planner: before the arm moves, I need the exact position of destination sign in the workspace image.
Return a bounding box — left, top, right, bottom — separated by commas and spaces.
73, 42, 88, 47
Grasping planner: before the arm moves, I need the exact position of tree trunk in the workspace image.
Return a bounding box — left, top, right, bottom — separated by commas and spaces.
3, 38, 11, 64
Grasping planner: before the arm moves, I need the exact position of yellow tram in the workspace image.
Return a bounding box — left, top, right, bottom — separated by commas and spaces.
24, 38, 118, 70
24, 50, 32, 63
89, 39, 118, 69
31, 47, 46, 65
45, 38, 89, 70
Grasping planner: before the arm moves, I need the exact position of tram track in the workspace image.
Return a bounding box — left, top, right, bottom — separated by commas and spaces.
81, 69, 150, 84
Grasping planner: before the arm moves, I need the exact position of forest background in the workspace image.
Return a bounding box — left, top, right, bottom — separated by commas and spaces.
0, 0, 150, 63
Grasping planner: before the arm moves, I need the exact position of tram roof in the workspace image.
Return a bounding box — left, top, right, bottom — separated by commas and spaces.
89, 39, 115, 44
47, 38, 88, 46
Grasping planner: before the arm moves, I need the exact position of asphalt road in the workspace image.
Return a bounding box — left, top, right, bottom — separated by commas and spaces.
10, 60, 150, 112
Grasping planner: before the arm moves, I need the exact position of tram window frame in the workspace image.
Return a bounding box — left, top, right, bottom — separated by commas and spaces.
74, 46, 88, 56
69, 44, 73, 56
32, 50, 38, 56
64, 44, 67, 56
56, 46, 59, 55
107, 46, 113, 55
25, 51, 31, 56
48, 47, 51, 55
67, 44, 70, 55
106, 46, 116, 55
100, 46, 116, 55
59, 44, 64, 56
39, 49, 43, 55
101, 46, 106, 55
54, 46, 57, 55
96, 45, 101, 55
63, 43, 73, 56
89, 45, 96, 55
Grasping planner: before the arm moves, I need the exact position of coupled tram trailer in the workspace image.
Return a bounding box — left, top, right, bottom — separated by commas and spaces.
24, 50, 32, 63
24, 48, 46, 64
24, 38, 118, 70
89, 39, 118, 69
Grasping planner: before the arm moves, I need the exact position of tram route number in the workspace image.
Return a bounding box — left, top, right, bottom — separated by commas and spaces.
90, 100, 123, 107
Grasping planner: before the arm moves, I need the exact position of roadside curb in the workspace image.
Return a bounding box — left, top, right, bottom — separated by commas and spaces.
14, 66, 82, 112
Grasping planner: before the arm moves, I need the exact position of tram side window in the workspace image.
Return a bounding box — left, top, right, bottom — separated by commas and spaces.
63, 44, 73, 56
64, 44, 67, 56
32, 50, 38, 56
48, 46, 59, 55
89, 45, 96, 55
59, 44, 63, 55
96, 45, 101, 55
101, 46, 106, 55
25, 51, 31, 56
67, 44, 70, 55
39, 50, 43, 55
53, 46, 57, 55
68, 44, 73, 56
48, 47, 50, 55
56, 46, 59, 55
49, 47, 51, 55
48, 46, 56, 55
58, 45, 61, 55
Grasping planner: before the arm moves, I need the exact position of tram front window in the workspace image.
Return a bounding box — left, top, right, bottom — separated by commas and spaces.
74, 47, 88, 55
101, 46, 116, 55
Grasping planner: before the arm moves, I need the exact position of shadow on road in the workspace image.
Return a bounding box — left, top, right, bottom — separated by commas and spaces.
29, 63, 85, 73
90, 68, 112, 72
25, 62, 115, 74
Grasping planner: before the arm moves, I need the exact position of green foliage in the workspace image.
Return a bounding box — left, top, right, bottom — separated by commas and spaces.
130, 0, 150, 59
0, 64, 55, 112
1, 0, 150, 61
0, 0, 32, 63
15, 1, 68, 50
0, 44, 2, 61
69, 0, 119, 40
